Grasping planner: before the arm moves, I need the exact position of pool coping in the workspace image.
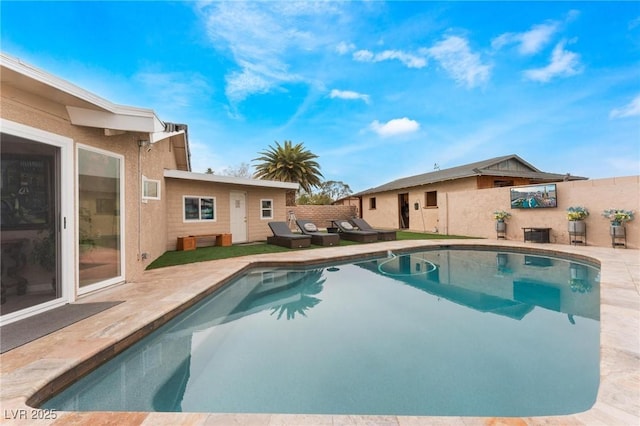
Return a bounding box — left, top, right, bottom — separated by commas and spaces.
1, 239, 638, 425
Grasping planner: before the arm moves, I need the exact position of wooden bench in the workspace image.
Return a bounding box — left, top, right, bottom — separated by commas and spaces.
177, 233, 232, 251
189, 233, 232, 248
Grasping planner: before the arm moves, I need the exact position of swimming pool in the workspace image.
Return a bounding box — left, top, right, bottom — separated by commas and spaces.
42, 248, 600, 416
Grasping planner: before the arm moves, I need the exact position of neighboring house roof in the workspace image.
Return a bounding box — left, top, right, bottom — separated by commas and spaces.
355, 154, 587, 196
164, 169, 300, 190
331, 196, 360, 205
0, 52, 191, 171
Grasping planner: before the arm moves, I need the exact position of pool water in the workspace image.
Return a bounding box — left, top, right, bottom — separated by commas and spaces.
42, 249, 600, 416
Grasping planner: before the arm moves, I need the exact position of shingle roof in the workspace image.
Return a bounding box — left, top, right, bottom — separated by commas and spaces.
355, 154, 587, 195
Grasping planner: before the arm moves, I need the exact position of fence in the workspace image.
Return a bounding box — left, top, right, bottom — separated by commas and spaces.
287, 205, 358, 230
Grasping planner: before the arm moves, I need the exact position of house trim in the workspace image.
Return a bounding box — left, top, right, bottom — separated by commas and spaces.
164, 169, 300, 190
76, 144, 126, 296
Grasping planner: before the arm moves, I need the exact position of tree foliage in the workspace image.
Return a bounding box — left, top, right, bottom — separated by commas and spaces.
297, 180, 353, 205
204, 163, 252, 178
221, 162, 252, 178
252, 140, 323, 193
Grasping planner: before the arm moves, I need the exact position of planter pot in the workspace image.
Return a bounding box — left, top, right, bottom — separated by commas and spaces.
610, 225, 625, 237
495, 221, 506, 232
568, 220, 586, 234
216, 233, 232, 247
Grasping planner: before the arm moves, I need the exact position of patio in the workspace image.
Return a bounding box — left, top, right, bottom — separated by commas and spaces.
1, 239, 638, 425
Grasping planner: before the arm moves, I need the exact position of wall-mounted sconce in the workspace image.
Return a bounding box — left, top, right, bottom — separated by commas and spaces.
138, 140, 152, 152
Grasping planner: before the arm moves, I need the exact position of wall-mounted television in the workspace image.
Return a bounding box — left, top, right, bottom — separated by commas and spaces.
510, 183, 557, 209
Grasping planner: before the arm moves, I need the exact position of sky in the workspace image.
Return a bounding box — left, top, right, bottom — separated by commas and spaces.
2, 1, 639, 193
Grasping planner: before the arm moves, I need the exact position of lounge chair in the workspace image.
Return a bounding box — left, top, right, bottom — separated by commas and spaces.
350, 217, 397, 241
267, 222, 312, 248
333, 219, 378, 243
296, 219, 340, 246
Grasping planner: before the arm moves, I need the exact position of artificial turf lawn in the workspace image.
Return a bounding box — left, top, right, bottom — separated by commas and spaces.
147, 231, 474, 270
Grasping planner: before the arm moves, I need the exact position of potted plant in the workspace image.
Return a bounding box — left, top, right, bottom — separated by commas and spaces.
493, 210, 511, 234
493, 210, 511, 222
567, 206, 588, 235
602, 208, 634, 238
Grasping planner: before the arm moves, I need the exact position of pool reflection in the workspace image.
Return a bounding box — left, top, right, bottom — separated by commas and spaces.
43, 249, 600, 415
359, 250, 599, 321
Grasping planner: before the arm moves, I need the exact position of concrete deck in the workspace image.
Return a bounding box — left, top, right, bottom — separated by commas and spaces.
1, 239, 638, 425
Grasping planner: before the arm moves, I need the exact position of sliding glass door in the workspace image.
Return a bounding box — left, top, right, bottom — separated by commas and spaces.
77, 146, 124, 291
1, 138, 60, 316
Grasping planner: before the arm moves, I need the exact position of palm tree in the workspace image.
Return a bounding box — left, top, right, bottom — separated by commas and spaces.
253, 140, 323, 205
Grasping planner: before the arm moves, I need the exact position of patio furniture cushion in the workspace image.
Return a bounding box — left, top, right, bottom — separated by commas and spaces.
296, 219, 340, 247
340, 221, 354, 230
334, 220, 378, 243
267, 222, 311, 249
350, 217, 397, 241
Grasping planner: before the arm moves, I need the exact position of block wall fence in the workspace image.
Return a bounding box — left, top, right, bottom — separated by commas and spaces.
287, 205, 358, 230
438, 176, 639, 249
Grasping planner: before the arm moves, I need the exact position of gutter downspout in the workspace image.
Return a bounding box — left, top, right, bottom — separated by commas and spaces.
137, 138, 150, 262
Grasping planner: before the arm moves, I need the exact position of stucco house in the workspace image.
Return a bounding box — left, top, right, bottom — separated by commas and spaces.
0, 53, 297, 325
355, 155, 587, 232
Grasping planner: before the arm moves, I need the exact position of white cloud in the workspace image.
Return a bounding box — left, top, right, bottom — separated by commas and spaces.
610, 94, 640, 119
523, 40, 582, 82
225, 69, 272, 101
336, 41, 356, 55
492, 22, 559, 55
370, 117, 420, 137
353, 49, 427, 68
330, 89, 370, 104
199, 2, 344, 103
426, 35, 491, 88
353, 49, 374, 62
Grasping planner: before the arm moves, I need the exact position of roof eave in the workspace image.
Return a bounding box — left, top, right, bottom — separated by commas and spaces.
164, 169, 299, 190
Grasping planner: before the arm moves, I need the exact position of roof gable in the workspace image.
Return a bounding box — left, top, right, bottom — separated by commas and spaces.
477, 155, 540, 173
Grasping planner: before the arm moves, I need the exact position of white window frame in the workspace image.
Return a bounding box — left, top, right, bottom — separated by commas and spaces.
0, 119, 75, 326
183, 195, 216, 222
260, 199, 274, 219
77, 144, 126, 296
142, 176, 161, 200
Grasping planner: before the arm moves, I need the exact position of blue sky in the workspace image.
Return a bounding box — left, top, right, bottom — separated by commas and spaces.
2, 1, 639, 192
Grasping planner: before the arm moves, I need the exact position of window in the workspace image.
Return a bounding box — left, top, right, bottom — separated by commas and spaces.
261, 199, 273, 219
142, 176, 160, 200
184, 196, 215, 221
78, 146, 124, 290
369, 197, 377, 209
425, 191, 437, 207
